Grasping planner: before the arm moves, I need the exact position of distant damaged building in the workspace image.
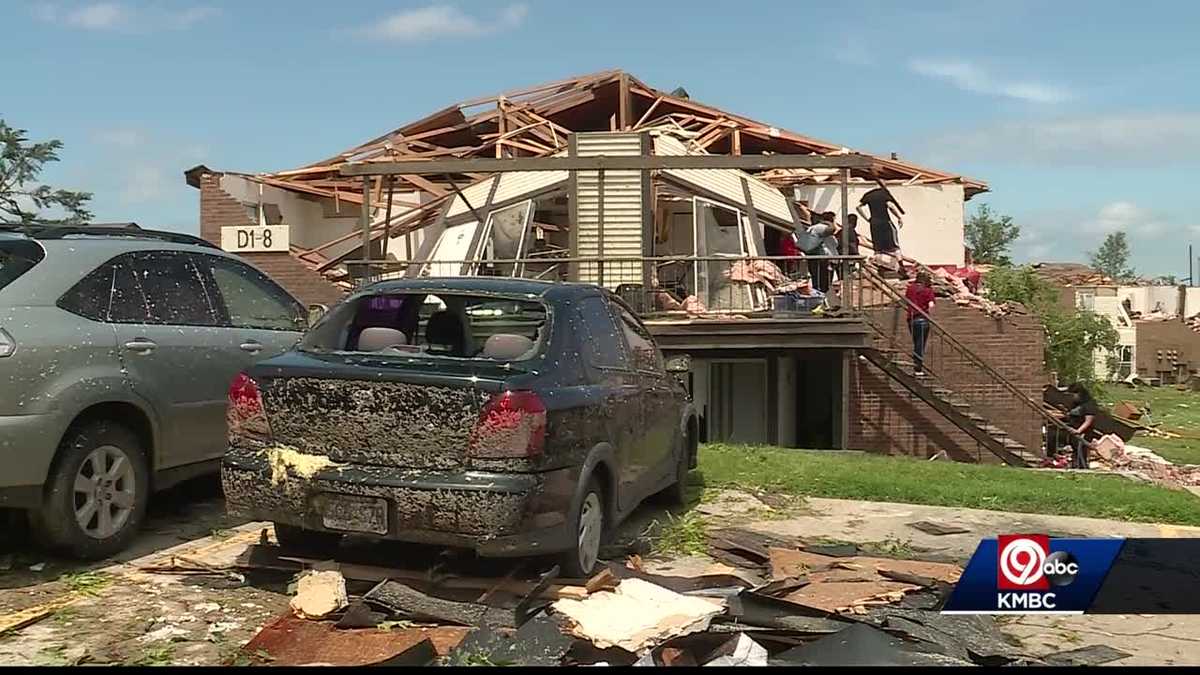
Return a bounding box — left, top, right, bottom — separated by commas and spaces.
188, 70, 1057, 465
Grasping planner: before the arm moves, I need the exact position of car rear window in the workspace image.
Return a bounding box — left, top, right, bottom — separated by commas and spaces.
300, 291, 549, 362
0, 240, 46, 292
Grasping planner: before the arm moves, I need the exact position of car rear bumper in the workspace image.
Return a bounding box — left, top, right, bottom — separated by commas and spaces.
222, 447, 579, 557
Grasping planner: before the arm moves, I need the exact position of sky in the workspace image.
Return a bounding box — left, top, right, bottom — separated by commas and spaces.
3, 0, 1199, 277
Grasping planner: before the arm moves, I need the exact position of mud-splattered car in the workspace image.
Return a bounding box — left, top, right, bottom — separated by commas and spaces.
222, 277, 697, 576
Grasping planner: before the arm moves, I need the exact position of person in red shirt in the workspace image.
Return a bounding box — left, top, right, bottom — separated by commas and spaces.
905, 270, 936, 375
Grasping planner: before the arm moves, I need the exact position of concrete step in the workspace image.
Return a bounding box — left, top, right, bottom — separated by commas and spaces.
1001, 438, 1027, 450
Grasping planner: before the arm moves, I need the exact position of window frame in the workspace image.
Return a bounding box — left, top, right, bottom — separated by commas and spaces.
193, 253, 305, 332
57, 259, 118, 322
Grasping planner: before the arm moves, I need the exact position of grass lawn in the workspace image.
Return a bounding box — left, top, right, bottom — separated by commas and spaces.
1098, 386, 1200, 465
697, 443, 1200, 527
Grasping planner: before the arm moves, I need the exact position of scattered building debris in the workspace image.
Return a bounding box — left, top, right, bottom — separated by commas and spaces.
363, 580, 515, 629
551, 578, 724, 654
907, 520, 972, 536
236, 613, 469, 667
701, 633, 769, 666
1043, 644, 1133, 666
289, 570, 348, 620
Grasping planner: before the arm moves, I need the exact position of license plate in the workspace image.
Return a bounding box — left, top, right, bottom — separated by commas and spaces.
319, 493, 388, 535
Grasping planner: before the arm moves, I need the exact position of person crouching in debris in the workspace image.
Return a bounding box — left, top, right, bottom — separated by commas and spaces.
1065, 383, 1099, 469
905, 270, 936, 375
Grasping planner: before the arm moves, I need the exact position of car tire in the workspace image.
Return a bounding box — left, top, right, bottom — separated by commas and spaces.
273, 522, 343, 554
31, 420, 150, 561
561, 478, 605, 578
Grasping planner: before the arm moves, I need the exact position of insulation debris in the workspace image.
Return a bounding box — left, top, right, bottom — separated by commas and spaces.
551, 578, 724, 654
289, 570, 349, 619
265, 445, 341, 485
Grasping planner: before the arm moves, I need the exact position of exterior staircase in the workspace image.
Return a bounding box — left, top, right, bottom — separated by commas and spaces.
853, 267, 1078, 467
859, 347, 1030, 465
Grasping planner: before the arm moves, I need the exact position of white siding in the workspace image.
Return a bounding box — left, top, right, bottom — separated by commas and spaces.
446, 176, 498, 218
575, 132, 644, 289
796, 183, 967, 267
653, 135, 794, 225
493, 170, 568, 204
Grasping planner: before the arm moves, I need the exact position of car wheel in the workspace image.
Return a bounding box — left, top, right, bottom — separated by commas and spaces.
561, 478, 605, 578
273, 522, 343, 554
31, 420, 149, 561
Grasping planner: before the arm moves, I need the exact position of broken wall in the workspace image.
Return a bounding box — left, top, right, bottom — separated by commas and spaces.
199, 172, 347, 306
851, 305, 1046, 463
1134, 320, 1200, 381
794, 184, 966, 267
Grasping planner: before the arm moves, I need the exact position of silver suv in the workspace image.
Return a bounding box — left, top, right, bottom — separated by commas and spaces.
0, 225, 309, 559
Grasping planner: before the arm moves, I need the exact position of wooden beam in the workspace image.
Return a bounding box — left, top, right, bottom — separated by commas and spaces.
341, 154, 877, 175
619, 72, 631, 130
732, 129, 742, 156
634, 96, 664, 129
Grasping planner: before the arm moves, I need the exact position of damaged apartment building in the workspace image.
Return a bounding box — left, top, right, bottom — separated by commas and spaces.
187, 70, 1056, 466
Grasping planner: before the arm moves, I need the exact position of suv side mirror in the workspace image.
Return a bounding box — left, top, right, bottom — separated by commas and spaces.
307, 304, 328, 328
664, 354, 691, 373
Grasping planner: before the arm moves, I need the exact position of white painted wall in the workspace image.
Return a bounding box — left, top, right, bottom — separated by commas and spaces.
794, 184, 967, 266
1118, 286, 1200, 317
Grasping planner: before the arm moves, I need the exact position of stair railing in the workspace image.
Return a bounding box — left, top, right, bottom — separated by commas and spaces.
855, 267, 1082, 461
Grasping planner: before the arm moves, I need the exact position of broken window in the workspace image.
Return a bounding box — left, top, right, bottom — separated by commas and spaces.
300, 291, 547, 362
474, 200, 534, 278
692, 199, 758, 311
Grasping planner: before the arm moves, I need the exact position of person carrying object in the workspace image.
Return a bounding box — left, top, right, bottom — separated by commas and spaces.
905, 270, 936, 375
1064, 383, 1099, 469
802, 212, 840, 293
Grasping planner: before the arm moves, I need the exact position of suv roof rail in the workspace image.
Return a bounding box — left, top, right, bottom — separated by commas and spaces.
0, 223, 220, 249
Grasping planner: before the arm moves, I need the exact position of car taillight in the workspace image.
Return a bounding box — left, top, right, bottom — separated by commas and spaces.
468, 390, 547, 459
227, 372, 271, 445
0, 328, 14, 358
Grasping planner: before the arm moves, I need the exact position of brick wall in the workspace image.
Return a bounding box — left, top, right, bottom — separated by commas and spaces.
198, 172, 346, 307
850, 303, 1048, 462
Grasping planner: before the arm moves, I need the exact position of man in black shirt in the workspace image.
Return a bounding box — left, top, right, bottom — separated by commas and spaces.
1064, 383, 1099, 469
856, 184, 904, 254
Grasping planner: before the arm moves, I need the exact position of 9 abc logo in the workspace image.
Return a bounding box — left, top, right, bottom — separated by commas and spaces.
997, 535, 1079, 590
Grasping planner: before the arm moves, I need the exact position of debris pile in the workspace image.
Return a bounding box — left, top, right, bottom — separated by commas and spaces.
1090, 434, 1200, 489
226, 527, 1064, 667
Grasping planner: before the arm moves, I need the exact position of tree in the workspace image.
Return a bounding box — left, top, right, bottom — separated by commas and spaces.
0, 119, 92, 225
1088, 231, 1135, 282
964, 204, 1020, 265
983, 265, 1119, 388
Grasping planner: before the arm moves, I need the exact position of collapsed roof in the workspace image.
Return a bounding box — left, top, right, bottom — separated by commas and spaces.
189, 70, 988, 271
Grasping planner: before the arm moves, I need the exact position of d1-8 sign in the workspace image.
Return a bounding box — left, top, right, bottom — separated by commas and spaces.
221, 225, 289, 253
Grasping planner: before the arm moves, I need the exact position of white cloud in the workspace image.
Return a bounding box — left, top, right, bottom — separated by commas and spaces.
93, 128, 147, 148
34, 2, 220, 31
917, 112, 1200, 168
362, 3, 528, 42
909, 58, 1072, 104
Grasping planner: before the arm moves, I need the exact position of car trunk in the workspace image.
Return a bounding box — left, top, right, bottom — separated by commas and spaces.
257, 355, 511, 470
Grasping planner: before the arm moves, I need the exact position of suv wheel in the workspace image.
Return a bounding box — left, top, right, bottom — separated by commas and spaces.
273, 523, 343, 554
32, 421, 149, 560
561, 478, 605, 578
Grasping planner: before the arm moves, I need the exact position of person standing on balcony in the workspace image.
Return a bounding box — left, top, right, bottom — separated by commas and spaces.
857, 182, 909, 279
905, 270, 936, 375
1064, 383, 1099, 469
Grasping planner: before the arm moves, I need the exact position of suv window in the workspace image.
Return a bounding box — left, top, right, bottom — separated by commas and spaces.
118, 252, 217, 326
613, 305, 663, 374
576, 295, 628, 370
0, 240, 46, 292
196, 255, 302, 331
58, 262, 117, 321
